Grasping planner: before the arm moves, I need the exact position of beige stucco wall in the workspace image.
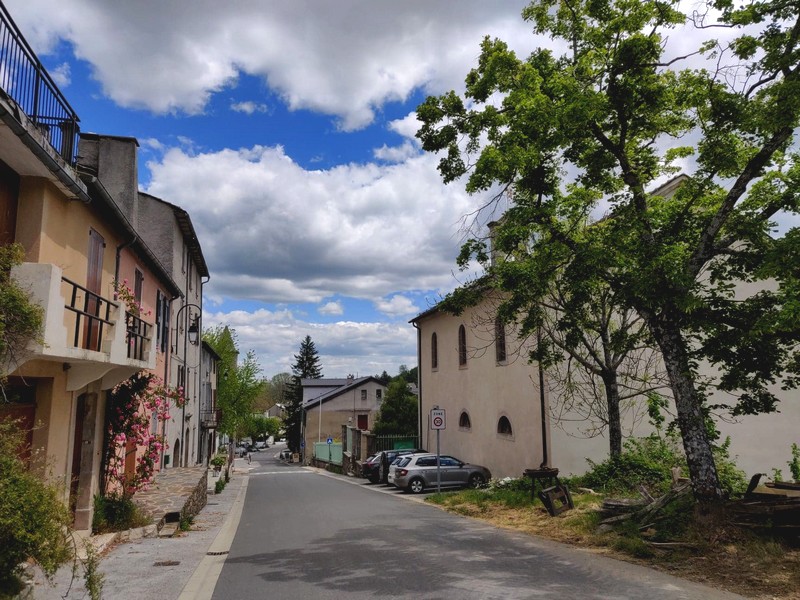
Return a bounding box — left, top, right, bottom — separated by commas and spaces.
416, 299, 548, 480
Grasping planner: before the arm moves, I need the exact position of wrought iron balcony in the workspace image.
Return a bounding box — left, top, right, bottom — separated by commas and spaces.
201, 409, 220, 429
125, 311, 151, 361
0, 2, 80, 164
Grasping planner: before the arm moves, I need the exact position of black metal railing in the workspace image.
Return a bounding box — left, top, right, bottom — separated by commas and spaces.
201, 409, 220, 429
125, 311, 151, 361
0, 2, 80, 163
62, 277, 116, 352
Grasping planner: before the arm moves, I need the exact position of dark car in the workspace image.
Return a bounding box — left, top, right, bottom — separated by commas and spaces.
362, 449, 425, 484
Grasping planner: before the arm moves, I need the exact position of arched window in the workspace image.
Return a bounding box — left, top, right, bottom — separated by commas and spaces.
497, 416, 513, 435
458, 324, 467, 366
431, 332, 438, 369
459, 411, 471, 429
495, 317, 507, 363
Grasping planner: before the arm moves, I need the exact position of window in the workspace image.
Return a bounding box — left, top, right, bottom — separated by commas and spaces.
376, 389, 382, 400
458, 325, 467, 366
134, 269, 144, 305
416, 456, 437, 467
360, 389, 367, 401
497, 416, 513, 436
495, 317, 507, 363
431, 332, 438, 369
459, 411, 471, 429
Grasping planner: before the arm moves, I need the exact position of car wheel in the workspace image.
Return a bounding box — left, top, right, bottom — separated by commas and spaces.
408, 477, 425, 494
468, 473, 486, 488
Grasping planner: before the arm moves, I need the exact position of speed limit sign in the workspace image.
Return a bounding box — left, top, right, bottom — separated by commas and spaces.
431, 409, 446, 430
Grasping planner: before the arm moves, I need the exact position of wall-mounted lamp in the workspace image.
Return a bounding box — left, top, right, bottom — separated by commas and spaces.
188, 316, 199, 345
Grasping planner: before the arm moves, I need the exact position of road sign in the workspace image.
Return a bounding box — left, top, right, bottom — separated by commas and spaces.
327, 437, 333, 444
300, 439, 305, 448
431, 408, 446, 430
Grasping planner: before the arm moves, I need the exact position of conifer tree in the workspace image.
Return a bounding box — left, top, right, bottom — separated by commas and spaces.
285, 336, 323, 453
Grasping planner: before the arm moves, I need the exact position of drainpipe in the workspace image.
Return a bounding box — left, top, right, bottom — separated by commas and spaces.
113, 237, 137, 296
412, 321, 422, 449
537, 327, 549, 468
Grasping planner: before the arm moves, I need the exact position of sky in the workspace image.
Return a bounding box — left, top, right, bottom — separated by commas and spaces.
8, 1, 788, 380
6, 0, 540, 378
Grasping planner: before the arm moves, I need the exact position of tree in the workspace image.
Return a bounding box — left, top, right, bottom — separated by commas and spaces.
397, 365, 418, 386
372, 378, 418, 436
375, 370, 392, 386
203, 326, 265, 439
285, 336, 323, 452
417, 0, 800, 503
538, 286, 670, 457
263, 372, 292, 411
246, 415, 282, 442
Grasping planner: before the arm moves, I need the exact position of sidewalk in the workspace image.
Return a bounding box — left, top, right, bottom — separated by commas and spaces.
31, 462, 251, 600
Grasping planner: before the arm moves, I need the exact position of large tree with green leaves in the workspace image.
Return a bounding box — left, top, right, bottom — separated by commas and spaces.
417, 0, 800, 503
372, 378, 419, 436
203, 326, 265, 439
285, 336, 323, 453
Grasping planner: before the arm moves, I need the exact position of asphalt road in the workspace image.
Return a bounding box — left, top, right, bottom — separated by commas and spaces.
210, 450, 745, 600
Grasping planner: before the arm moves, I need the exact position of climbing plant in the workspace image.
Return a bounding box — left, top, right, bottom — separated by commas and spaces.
103, 372, 185, 498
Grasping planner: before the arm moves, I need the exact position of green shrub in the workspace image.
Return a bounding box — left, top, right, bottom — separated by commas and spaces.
92, 494, 150, 533
210, 454, 227, 468
0, 420, 72, 594
789, 443, 800, 482
215, 479, 226, 494
570, 435, 685, 497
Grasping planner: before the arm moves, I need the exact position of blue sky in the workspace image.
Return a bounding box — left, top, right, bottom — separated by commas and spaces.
8, 0, 536, 377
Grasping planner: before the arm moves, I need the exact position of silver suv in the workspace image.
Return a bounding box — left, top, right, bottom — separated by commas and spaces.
390, 453, 491, 494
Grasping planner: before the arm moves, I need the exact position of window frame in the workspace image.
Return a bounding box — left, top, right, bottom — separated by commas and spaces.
458, 324, 467, 367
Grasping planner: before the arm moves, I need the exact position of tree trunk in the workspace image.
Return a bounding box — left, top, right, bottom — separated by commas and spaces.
649, 316, 724, 503
602, 371, 623, 458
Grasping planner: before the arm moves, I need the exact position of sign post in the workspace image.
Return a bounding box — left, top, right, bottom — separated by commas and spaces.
431, 408, 446, 493
327, 436, 333, 461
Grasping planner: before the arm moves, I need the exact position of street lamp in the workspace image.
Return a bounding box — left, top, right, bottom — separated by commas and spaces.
174, 302, 201, 467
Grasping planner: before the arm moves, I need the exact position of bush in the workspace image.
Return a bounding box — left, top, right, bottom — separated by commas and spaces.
569, 435, 686, 497
0, 420, 72, 594
210, 454, 227, 468
92, 494, 150, 533
215, 479, 226, 494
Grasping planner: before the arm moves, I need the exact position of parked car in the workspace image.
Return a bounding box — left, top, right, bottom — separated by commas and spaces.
389, 453, 491, 494
279, 448, 292, 460
235, 444, 248, 457
364, 449, 426, 484
255, 440, 268, 450
360, 454, 381, 483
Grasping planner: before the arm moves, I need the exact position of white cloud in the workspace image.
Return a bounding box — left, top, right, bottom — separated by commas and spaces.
375, 295, 418, 317
7, 0, 535, 127
50, 62, 70, 87
318, 301, 344, 316
373, 141, 418, 163
144, 143, 478, 305
230, 101, 269, 115
204, 308, 417, 377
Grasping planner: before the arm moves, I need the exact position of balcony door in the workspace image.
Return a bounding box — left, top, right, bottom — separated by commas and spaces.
83, 229, 104, 350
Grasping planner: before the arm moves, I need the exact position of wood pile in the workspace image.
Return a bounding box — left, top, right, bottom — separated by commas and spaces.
730, 479, 800, 539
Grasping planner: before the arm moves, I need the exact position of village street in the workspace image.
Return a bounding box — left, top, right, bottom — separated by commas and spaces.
33, 447, 747, 600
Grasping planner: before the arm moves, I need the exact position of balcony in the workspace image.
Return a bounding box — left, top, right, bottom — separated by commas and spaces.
0, 2, 80, 165
10, 262, 155, 390
201, 409, 220, 429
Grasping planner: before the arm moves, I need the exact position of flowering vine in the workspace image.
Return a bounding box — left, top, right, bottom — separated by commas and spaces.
103, 372, 186, 497
113, 279, 152, 318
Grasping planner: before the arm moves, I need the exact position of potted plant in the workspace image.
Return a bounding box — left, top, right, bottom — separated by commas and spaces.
210, 454, 227, 475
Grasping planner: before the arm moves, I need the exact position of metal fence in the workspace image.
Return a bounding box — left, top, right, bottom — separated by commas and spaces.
313, 442, 343, 465
367, 434, 421, 454
0, 1, 80, 163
